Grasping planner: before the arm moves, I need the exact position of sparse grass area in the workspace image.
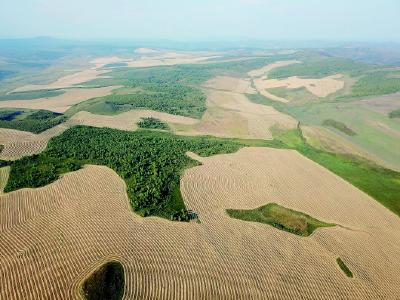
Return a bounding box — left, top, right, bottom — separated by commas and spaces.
226, 203, 335, 236
388, 108, 400, 119
336, 257, 353, 278
137, 117, 169, 130
0, 109, 66, 133
81, 261, 124, 300
0, 89, 64, 100
322, 119, 356, 136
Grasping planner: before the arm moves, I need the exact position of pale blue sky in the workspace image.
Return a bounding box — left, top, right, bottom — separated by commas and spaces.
0, 0, 399, 41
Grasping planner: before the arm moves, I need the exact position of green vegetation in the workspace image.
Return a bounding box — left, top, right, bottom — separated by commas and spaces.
351, 71, 400, 97
322, 119, 356, 136
69, 55, 297, 117
74, 67, 209, 118
388, 108, 400, 119
5, 126, 258, 220
0, 89, 64, 100
0, 109, 22, 121
101, 85, 206, 118
226, 203, 334, 236
7, 122, 400, 220
0, 160, 11, 167
336, 257, 353, 278
137, 117, 169, 130
0, 109, 66, 133
81, 261, 124, 300
268, 57, 372, 79
272, 126, 400, 217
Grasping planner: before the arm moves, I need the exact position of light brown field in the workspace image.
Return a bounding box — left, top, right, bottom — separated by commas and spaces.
13, 69, 112, 92
0, 121, 75, 160
0, 86, 120, 113
248, 60, 301, 77
249, 60, 302, 103
70, 110, 198, 131
12, 56, 131, 93
189, 90, 296, 139
258, 74, 345, 98
0, 166, 9, 194
125, 55, 220, 68
1, 148, 400, 299
181, 76, 297, 139
202, 76, 256, 94
249, 61, 344, 102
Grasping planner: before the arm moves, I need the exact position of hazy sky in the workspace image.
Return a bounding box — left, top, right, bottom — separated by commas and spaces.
0, 0, 399, 41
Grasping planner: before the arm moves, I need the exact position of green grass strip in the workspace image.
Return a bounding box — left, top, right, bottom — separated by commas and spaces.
227, 203, 334, 236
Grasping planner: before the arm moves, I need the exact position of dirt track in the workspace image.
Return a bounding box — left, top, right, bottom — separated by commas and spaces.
1, 148, 399, 299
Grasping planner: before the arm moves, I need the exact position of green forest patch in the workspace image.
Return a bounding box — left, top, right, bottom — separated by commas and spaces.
81, 261, 125, 300
0, 109, 66, 133
388, 108, 400, 119
322, 119, 356, 136
227, 203, 334, 236
137, 117, 169, 130
336, 257, 353, 278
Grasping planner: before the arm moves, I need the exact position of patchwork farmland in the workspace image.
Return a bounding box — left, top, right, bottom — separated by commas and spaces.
0, 41, 400, 300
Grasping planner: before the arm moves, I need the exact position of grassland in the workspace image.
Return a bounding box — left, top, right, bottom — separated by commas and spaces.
137, 117, 169, 130
226, 202, 334, 236
81, 261, 124, 300
322, 119, 356, 136
0, 109, 66, 133
336, 258, 353, 278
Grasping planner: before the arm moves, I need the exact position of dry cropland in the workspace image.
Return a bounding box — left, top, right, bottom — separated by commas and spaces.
1, 45, 400, 299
